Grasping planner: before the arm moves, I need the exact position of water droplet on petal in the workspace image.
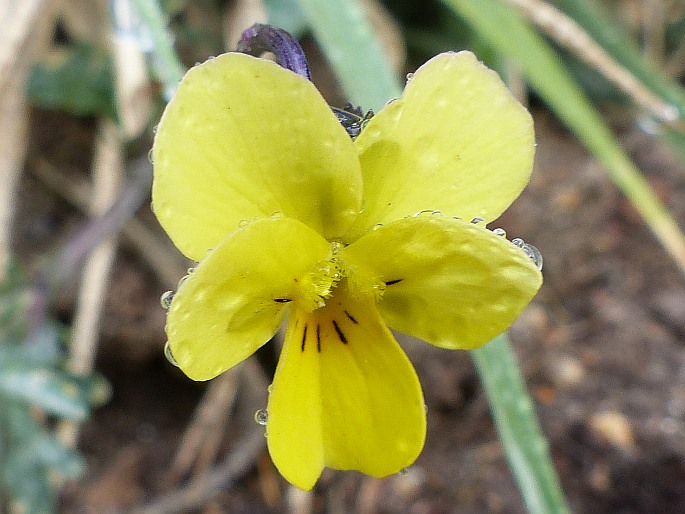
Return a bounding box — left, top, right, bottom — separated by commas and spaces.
177, 275, 190, 289
511, 238, 525, 248
147, 148, 154, 163
492, 228, 506, 237
160, 290, 175, 309
373, 223, 384, 231
523, 243, 543, 270
239, 219, 250, 228
164, 341, 178, 367
405, 72, 414, 82
413, 209, 434, 218
254, 409, 268, 426
397, 467, 409, 476
470, 216, 484, 224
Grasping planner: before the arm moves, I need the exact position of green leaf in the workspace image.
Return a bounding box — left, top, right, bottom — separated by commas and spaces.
27, 43, 116, 118
472, 335, 570, 514
294, 0, 402, 111
0, 365, 89, 421
265, 0, 309, 37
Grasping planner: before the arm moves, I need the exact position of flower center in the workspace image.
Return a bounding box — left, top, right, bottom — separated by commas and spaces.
294, 241, 384, 313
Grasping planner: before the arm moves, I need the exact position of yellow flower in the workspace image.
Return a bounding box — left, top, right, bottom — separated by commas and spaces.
152, 51, 542, 490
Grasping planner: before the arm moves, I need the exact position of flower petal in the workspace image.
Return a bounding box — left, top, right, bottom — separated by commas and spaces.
344, 217, 542, 349
346, 51, 534, 240
266, 282, 426, 490
152, 53, 362, 261
166, 217, 330, 381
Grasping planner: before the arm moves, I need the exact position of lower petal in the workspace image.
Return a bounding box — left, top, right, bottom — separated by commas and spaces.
266, 282, 426, 490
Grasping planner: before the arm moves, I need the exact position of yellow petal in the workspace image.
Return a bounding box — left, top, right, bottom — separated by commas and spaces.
344, 216, 542, 349
266, 281, 426, 490
153, 53, 362, 261
166, 216, 330, 381
346, 51, 534, 240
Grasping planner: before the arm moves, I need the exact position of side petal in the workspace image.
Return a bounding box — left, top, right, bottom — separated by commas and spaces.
153, 53, 362, 261
343, 217, 542, 349
166, 217, 330, 381
346, 51, 534, 240
266, 283, 426, 490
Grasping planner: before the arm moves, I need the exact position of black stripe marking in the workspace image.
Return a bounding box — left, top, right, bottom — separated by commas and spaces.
316, 324, 321, 352
344, 310, 358, 324
385, 279, 403, 286
301, 324, 308, 352
332, 320, 348, 344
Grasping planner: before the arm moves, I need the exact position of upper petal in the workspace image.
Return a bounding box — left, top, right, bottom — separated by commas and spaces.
152, 53, 363, 261
266, 281, 426, 490
343, 216, 542, 349
166, 216, 330, 381
346, 51, 534, 240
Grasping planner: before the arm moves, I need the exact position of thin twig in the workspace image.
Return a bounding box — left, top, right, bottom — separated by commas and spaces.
166, 367, 241, 484
128, 428, 266, 514
31, 158, 186, 290
504, 0, 681, 126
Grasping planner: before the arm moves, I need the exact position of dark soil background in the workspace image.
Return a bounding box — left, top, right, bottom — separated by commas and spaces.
12, 3, 685, 513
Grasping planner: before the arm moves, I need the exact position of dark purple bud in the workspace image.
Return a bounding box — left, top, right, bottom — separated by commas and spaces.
236, 23, 311, 80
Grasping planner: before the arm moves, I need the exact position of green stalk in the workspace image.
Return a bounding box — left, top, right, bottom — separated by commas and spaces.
446, 0, 685, 276
550, 0, 685, 116
472, 335, 570, 514
131, 0, 186, 100
294, 0, 402, 111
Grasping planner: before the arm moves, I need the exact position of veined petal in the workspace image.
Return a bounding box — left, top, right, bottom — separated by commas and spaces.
166, 217, 330, 381
346, 52, 534, 240
344, 217, 542, 349
153, 53, 362, 261
266, 282, 426, 490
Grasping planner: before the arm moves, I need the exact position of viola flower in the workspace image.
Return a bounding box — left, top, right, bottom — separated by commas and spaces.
152, 49, 542, 490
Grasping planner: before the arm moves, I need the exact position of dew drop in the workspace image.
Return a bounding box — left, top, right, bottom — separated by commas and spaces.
239, 219, 249, 228
511, 237, 525, 248
492, 228, 506, 237
164, 341, 179, 367
397, 467, 409, 476
177, 275, 190, 289
147, 148, 154, 163
405, 72, 414, 82
523, 243, 543, 270
254, 408, 268, 426
160, 290, 175, 310
373, 223, 384, 231
413, 209, 434, 218
470, 216, 484, 224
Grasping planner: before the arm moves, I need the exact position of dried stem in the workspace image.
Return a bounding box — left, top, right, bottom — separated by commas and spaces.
504, 0, 681, 126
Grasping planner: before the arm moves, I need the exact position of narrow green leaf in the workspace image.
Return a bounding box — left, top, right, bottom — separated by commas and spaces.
294, 0, 402, 111
550, 0, 685, 116
446, 0, 685, 275
472, 335, 570, 514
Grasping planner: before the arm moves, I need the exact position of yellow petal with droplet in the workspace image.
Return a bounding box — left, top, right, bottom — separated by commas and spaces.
153, 53, 362, 261
344, 217, 542, 349
346, 51, 534, 240
166, 217, 329, 381
266, 282, 426, 490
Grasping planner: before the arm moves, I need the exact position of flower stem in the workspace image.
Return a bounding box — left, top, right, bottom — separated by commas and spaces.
129, 0, 185, 100
471, 334, 570, 514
